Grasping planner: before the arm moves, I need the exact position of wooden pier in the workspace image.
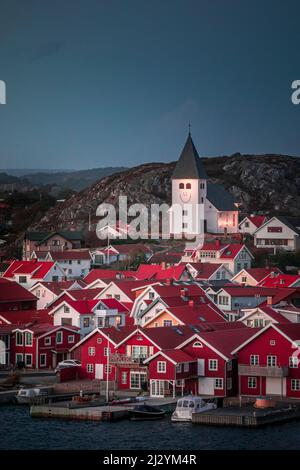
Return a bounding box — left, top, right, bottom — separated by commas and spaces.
30, 397, 177, 422
192, 404, 300, 427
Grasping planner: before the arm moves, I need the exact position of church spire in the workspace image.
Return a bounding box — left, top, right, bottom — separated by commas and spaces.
172, 132, 207, 180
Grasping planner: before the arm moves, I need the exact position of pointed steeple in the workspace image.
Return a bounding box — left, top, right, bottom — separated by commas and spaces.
172, 133, 207, 180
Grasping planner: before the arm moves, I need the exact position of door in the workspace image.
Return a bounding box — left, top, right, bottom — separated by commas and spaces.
150, 380, 165, 397
198, 377, 214, 395
95, 364, 104, 379
266, 377, 286, 396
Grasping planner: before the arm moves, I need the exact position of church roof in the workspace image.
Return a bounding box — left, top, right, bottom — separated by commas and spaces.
172, 133, 207, 180
207, 183, 236, 211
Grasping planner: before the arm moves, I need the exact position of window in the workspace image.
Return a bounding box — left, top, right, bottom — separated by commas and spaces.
208, 359, 218, 371
104, 347, 110, 357
157, 361, 166, 373
179, 183, 184, 189
267, 355, 277, 367
245, 222, 249, 228
40, 353, 46, 367
97, 337, 102, 344
219, 295, 229, 306
15, 353, 23, 364
291, 379, 300, 391
214, 378, 223, 389
149, 291, 155, 299
61, 318, 72, 326
15, 332, 23, 346
130, 372, 147, 390
25, 354, 32, 366
227, 360, 232, 371
121, 372, 127, 385
193, 341, 203, 348
242, 276, 247, 283
186, 183, 191, 189
183, 363, 189, 372
227, 378, 232, 390
86, 364, 94, 373
19, 276, 27, 284
68, 335, 75, 344
25, 332, 32, 346
132, 345, 148, 359
250, 355, 259, 366
44, 337, 51, 346
270, 340, 276, 346
163, 320, 173, 327
114, 295, 120, 300
64, 305, 70, 313
56, 331, 63, 344
176, 364, 182, 373
248, 377, 257, 389
289, 357, 298, 368
83, 318, 90, 328
104, 365, 112, 374
88, 347, 95, 356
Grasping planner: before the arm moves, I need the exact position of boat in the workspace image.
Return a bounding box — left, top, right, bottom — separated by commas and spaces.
16, 387, 48, 404
110, 396, 147, 406
129, 404, 166, 421
171, 396, 217, 422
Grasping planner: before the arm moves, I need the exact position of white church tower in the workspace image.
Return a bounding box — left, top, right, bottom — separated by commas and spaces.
170, 132, 239, 237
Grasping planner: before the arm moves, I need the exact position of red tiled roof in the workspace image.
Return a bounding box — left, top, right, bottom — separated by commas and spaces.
0, 279, 37, 302
0, 309, 51, 325
258, 273, 300, 288
65, 288, 103, 300
159, 349, 195, 364
99, 298, 130, 312
240, 267, 282, 282
84, 269, 136, 284
275, 323, 300, 341
255, 305, 291, 323
59, 299, 99, 315
3, 260, 55, 279
48, 250, 91, 260
186, 262, 225, 279
198, 328, 260, 358
165, 304, 227, 324
135, 264, 187, 281
248, 215, 267, 228
221, 286, 278, 297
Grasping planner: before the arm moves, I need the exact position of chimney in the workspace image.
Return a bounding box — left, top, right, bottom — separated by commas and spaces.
188, 299, 194, 308
216, 239, 220, 249
267, 296, 273, 306
161, 261, 166, 270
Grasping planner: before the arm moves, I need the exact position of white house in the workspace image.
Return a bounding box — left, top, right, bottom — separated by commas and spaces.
194, 241, 253, 274
170, 133, 239, 236
238, 305, 290, 327
29, 280, 84, 309
2, 260, 65, 289
32, 250, 92, 278
239, 215, 267, 235
253, 216, 300, 252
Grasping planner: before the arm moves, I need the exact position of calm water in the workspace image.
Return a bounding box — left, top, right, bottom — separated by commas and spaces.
1, 405, 300, 450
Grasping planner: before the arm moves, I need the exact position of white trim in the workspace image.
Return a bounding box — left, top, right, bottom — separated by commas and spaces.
175, 333, 229, 361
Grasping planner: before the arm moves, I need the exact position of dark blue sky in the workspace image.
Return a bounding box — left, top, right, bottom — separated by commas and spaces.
0, 0, 300, 169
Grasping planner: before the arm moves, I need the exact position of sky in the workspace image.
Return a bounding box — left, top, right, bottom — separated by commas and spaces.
0, 0, 300, 170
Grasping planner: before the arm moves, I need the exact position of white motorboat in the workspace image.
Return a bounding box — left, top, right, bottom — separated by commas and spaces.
171, 396, 217, 422
16, 388, 48, 404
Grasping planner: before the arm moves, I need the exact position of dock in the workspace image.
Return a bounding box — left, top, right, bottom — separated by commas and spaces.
192, 404, 300, 427
30, 397, 177, 422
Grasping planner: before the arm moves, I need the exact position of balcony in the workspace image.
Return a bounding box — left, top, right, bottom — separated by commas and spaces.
238, 364, 289, 377
109, 353, 147, 366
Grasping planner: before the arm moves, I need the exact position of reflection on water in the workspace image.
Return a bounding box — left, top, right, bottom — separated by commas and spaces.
1, 405, 300, 450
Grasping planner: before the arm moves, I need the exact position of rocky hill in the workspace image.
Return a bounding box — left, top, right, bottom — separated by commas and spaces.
29, 153, 300, 233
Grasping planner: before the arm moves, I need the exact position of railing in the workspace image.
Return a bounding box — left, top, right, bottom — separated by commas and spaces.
238, 364, 289, 377
109, 353, 147, 365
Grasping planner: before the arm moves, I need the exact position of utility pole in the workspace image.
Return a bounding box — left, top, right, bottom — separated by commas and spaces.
106, 334, 110, 403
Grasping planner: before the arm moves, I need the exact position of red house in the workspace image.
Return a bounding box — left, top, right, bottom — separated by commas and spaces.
1, 323, 80, 369
232, 323, 300, 399
145, 327, 255, 398
0, 279, 37, 312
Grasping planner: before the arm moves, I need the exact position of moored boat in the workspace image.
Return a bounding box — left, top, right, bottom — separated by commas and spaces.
129, 404, 166, 421
171, 396, 217, 422
16, 388, 48, 405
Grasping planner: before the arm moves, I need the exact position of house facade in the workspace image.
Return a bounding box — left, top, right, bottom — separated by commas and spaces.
253, 216, 300, 252
23, 231, 85, 260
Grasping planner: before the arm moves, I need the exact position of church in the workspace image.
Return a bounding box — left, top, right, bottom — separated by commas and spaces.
170, 133, 239, 236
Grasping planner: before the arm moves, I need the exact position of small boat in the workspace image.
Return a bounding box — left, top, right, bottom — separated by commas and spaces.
129, 404, 166, 421
110, 396, 147, 406
16, 388, 48, 405
171, 396, 217, 422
